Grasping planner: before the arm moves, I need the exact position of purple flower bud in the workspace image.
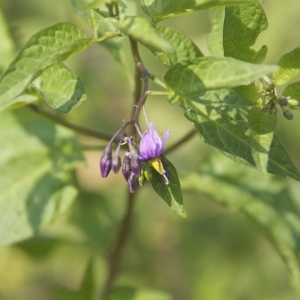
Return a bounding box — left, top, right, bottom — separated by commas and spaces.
139, 123, 171, 162
129, 151, 141, 177
100, 146, 112, 178
112, 154, 121, 173
122, 155, 131, 181
128, 172, 139, 193
283, 109, 293, 120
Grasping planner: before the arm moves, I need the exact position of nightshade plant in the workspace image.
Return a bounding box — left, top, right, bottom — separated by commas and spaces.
2, 0, 300, 299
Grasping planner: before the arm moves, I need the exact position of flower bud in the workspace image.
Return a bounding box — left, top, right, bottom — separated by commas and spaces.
128, 172, 139, 193
122, 155, 131, 181
112, 154, 121, 173
278, 97, 288, 107
100, 146, 112, 178
283, 109, 293, 120
288, 98, 299, 107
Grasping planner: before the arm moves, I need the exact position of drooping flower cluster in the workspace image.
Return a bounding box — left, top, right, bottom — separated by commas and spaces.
99, 122, 171, 193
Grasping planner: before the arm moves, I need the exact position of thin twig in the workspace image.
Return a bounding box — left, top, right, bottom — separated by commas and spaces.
28, 103, 116, 142
164, 128, 197, 155
100, 191, 136, 298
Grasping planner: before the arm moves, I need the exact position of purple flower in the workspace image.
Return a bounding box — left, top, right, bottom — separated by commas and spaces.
100, 146, 112, 178
139, 123, 171, 162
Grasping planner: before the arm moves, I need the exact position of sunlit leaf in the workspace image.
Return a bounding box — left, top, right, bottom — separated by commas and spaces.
273, 47, 300, 85
152, 25, 203, 66
206, 7, 225, 56
0, 108, 85, 246
149, 158, 186, 218
223, 2, 268, 63
181, 88, 300, 180
154, 0, 256, 21
181, 153, 300, 287
34, 63, 86, 113
164, 57, 278, 103
248, 105, 277, 173
109, 16, 172, 52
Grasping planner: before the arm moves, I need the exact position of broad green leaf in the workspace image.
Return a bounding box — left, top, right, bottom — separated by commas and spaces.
282, 82, 300, 108
206, 7, 225, 56
248, 105, 277, 173
164, 57, 278, 103
109, 16, 172, 52
181, 153, 300, 287
181, 88, 300, 180
223, 2, 268, 63
0, 23, 119, 112
0, 23, 90, 112
70, 0, 107, 11
152, 25, 203, 66
34, 63, 86, 113
149, 158, 186, 218
0, 8, 15, 73
0, 108, 85, 246
105, 286, 172, 300
154, 0, 256, 21
141, 0, 157, 16
273, 47, 300, 85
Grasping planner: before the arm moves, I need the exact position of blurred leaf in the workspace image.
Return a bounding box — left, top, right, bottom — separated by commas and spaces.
140, 0, 157, 16
206, 7, 225, 56
180, 88, 300, 180
71, 191, 116, 253
0, 23, 91, 112
223, 2, 268, 63
248, 105, 277, 173
274, 47, 300, 85
282, 82, 300, 109
0, 108, 85, 246
164, 57, 278, 103
149, 158, 186, 218
70, 0, 107, 11
181, 153, 300, 288
109, 16, 172, 52
105, 286, 172, 300
34, 63, 86, 113
153, 25, 203, 66
0, 8, 15, 73
153, 0, 256, 21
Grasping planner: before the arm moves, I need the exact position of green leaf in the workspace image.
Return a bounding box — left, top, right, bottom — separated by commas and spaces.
105, 286, 172, 300
206, 7, 225, 56
141, 0, 157, 16
223, 2, 268, 63
282, 81, 300, 106
109, 16, 172, 52
248, 105, 277, 173
181, 153, 300, 287
180, 88, 300, 181
273, 47, 300, 85
0, 23, 91, 112
152, 25, 203, 66
0, 108, 85, 246
154, 0, 256, 21
70, 0, 107, 11
34, 63, 86, 113
0, 8, 15, 73
149, 158, 186, 218
164, 57, 278, 103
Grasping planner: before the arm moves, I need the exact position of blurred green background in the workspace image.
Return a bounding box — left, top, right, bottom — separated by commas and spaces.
1, 0, 300, 299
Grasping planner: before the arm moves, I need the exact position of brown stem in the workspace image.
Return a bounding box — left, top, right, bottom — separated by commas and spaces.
28, 103, 116, 142
100, 191, 136, 298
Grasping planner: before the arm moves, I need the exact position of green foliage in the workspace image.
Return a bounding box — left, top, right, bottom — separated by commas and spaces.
164, 57, 278, 103
181, 153, 300, 287
149, 158, 186, 218
34, 63, 86, 113
0, 108, 84, 246
1, 0, 300, 298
